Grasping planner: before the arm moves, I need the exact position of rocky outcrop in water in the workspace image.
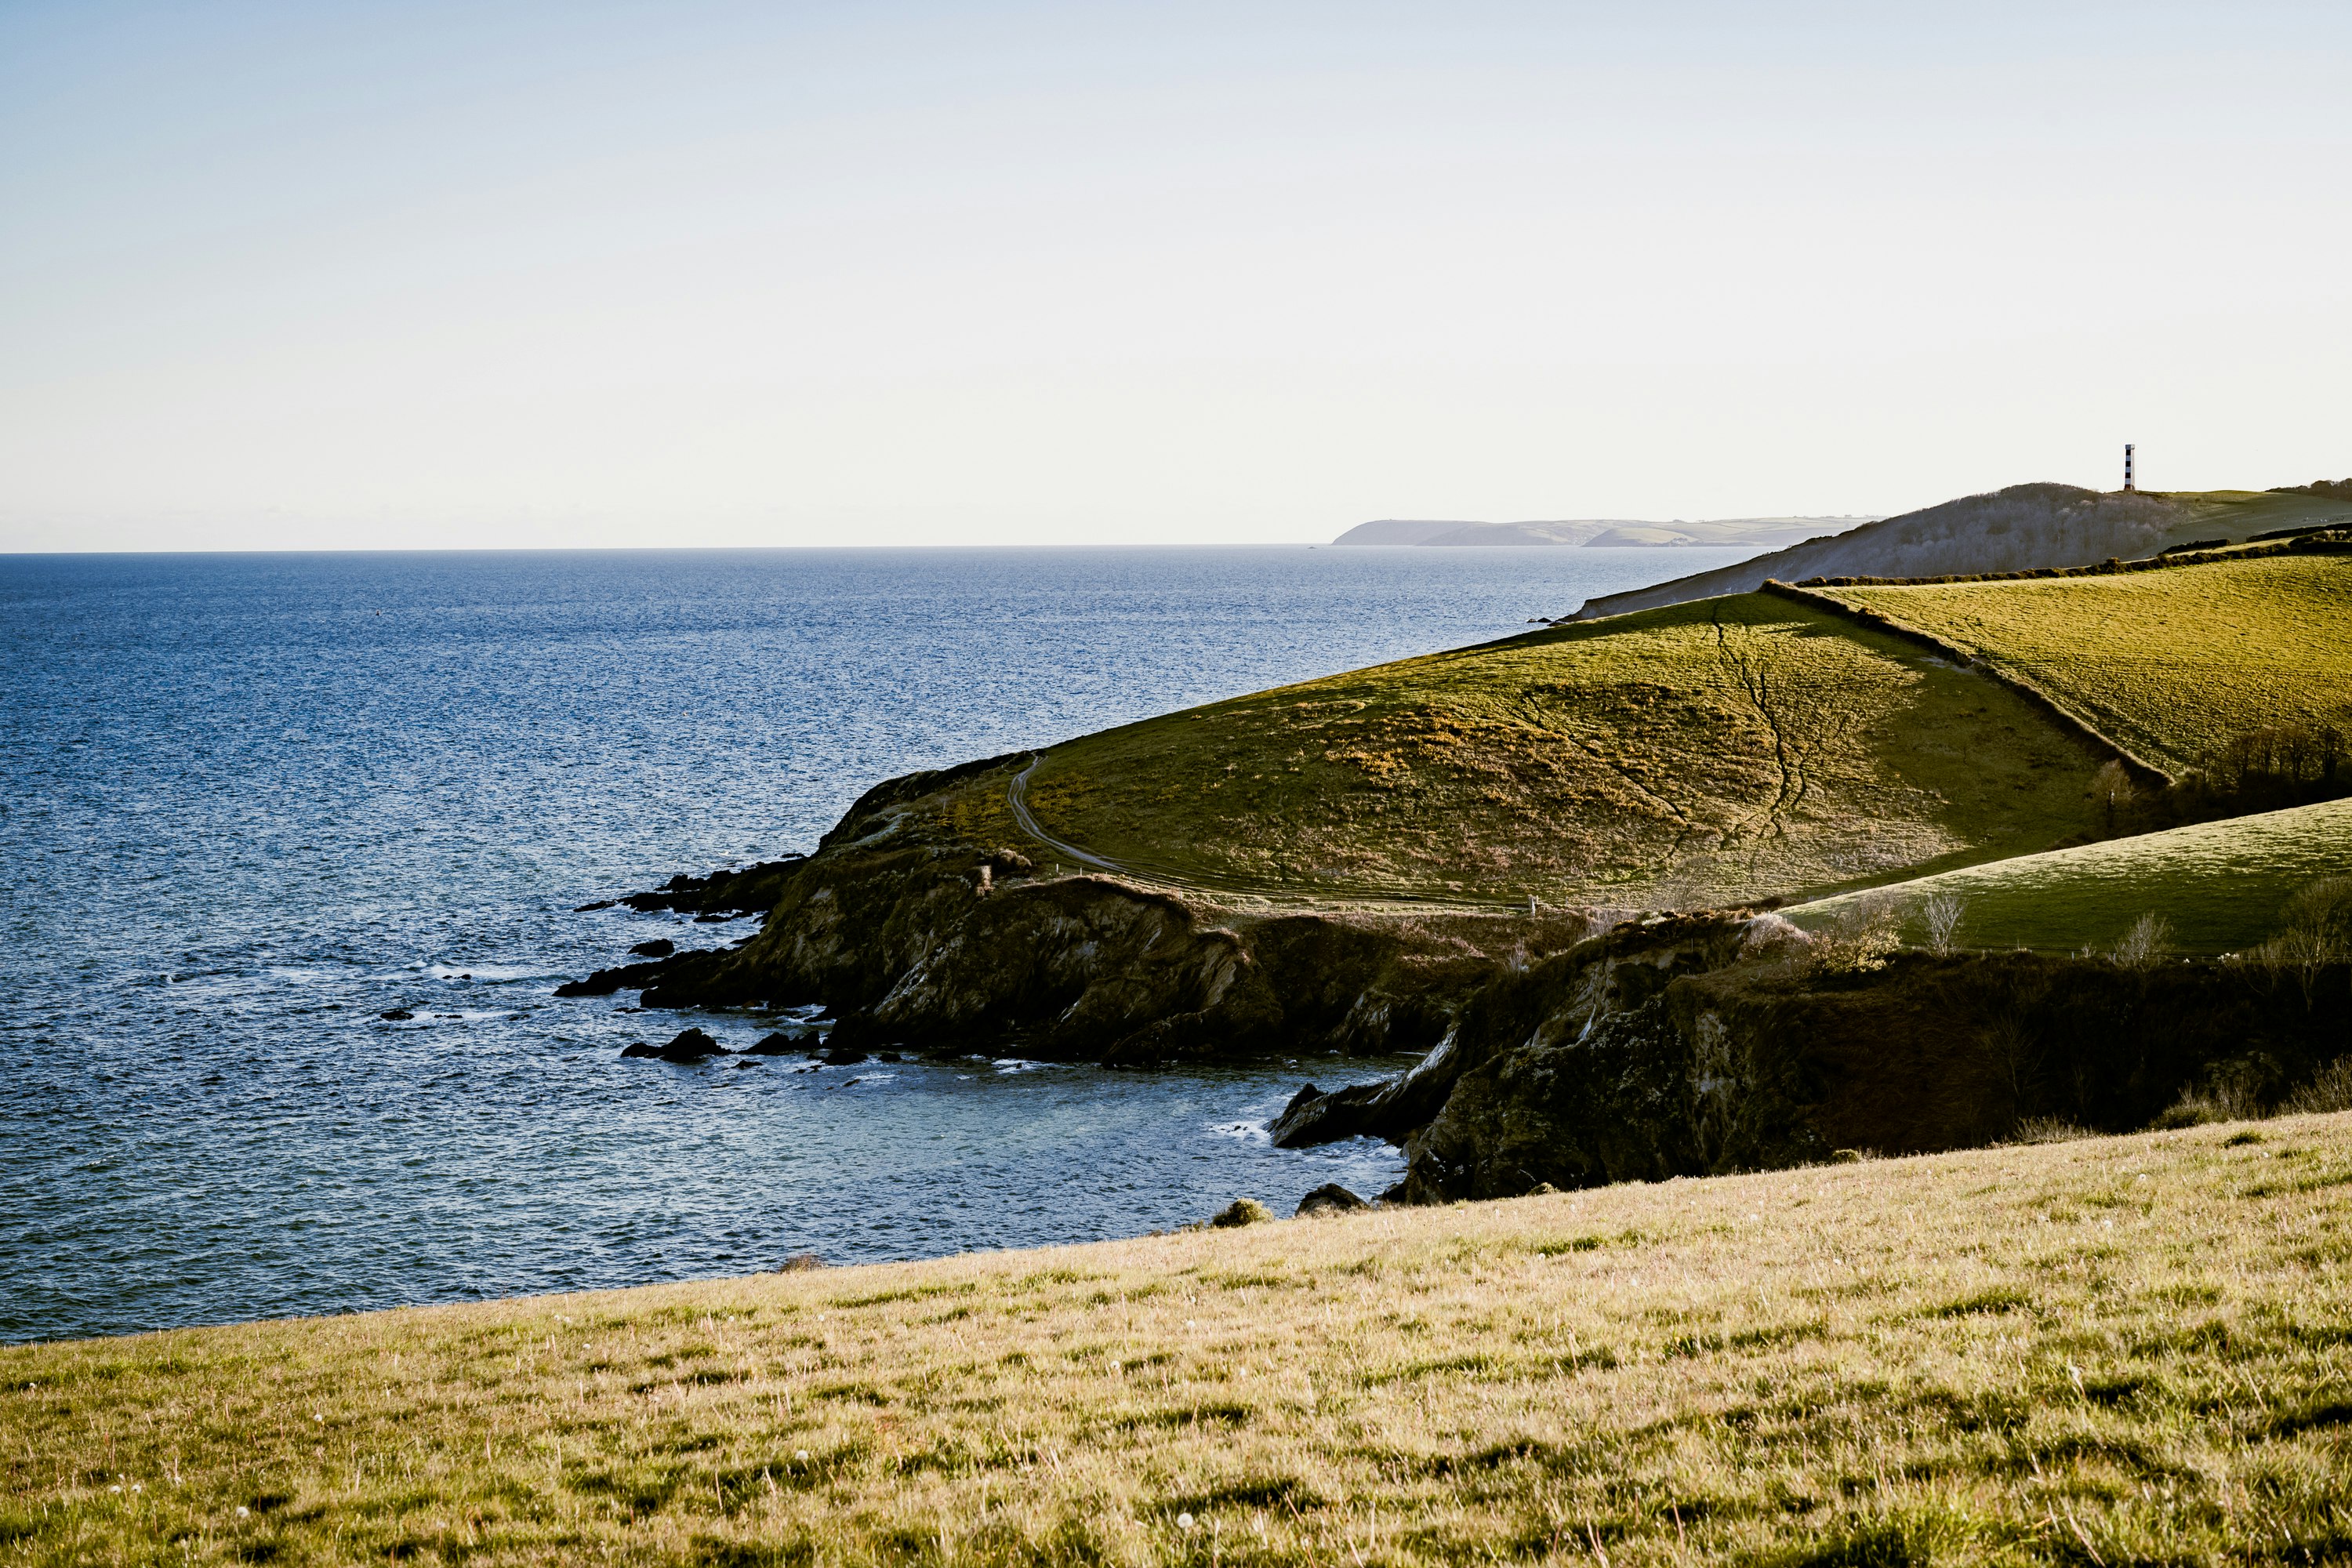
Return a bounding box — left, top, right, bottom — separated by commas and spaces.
621, 1027, 724, 1062
575, 856, 808, 917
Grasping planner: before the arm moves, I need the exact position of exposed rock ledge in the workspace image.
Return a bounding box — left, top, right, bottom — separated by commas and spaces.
563, 752, 2351, 1203
560, 753, 1599, 1063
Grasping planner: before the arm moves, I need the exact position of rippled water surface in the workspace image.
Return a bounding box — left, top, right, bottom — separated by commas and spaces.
0, 544, 1755, 1341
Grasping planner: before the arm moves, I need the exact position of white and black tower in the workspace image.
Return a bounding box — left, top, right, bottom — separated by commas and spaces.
2124, 444, 2136, 492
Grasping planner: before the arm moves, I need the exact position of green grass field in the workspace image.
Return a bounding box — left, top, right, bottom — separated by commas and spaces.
1015, 593, 2106, 909
6, 1116, 2350, 1566
1831, 554, 2352, 775
1787, 798, 2352, 953
2168, 487, 2352, 539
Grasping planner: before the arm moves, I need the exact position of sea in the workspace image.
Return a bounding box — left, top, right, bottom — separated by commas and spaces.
0, 543, 1755, 1343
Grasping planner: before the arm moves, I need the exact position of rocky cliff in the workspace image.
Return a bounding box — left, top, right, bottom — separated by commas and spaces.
563, 752, 2351, 1203
561, 751, 1601, 1064
1282, 922, 2352, 1202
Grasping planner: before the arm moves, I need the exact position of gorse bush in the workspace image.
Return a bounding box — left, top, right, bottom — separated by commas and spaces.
1809, 898, 1902, 977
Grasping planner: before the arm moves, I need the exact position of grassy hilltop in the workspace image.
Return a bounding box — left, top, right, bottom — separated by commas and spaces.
987, 547, 2350, 917
1571, 484, 2352, 622
1018, 592, 2104, 909
5, 1116, 2350, 1566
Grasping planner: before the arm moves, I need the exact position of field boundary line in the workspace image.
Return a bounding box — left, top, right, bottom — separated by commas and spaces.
1759, 579, 2176, 790
1784, 528, 2352, 592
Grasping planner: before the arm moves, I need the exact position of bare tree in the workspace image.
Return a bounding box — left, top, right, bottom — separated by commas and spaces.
2110, 912, 2171, 968
1920, 891, 1965, 956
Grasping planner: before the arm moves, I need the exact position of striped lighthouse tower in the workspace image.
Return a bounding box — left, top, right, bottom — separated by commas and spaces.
2124, 444, 2136, 492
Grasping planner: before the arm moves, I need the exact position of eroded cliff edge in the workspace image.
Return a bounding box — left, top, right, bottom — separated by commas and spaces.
561, 751, 2352, 1203
561, 753, 1599, 1065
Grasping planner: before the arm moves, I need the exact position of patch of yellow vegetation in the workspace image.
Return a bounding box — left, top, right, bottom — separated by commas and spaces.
1020, 594, 2104, 907
1833, 554, 2352, 775
6, 1118, 2350, 1565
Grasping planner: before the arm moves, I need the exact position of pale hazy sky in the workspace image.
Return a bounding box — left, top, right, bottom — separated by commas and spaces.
4, 1, 2348, 551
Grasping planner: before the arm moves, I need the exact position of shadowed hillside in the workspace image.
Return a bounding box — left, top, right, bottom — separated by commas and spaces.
1569, 484, 2352, 620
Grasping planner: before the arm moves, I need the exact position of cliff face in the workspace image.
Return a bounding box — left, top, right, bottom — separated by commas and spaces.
563, 753, 1600, 1064
564, 754, 2350, 1202
1374, 944, 2351, 1202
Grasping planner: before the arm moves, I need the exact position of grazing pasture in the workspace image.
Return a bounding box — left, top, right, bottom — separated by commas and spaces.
1787, 797, 2352, 955
1014, 593, 2103, 909
1831, 554, 2352, 776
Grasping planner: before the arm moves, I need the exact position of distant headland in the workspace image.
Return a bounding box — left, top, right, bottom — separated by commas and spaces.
1331, 515, 1881, 549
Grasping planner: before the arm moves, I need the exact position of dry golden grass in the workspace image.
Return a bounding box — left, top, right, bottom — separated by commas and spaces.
1012, 593, 2103, 909
1831, 554, 2352, 775
8, 1117, 2352, 1565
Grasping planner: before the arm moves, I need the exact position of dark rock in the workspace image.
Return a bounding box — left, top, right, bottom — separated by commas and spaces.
1295, 1183, 1369, 1217
619, 1042, 657, 1058
822, 1045, 869, 1066
629, 938, 676, 958
615, 855, 810, 917
1269, 1081, 1380, 1147
622, 1027, 725, 1063
660, 1027, 723, 1060
877, 1050, 902, 1062
556, 949, 727, 1000
744, 1033, 801, 1055
1387, 946, 2352, 1204
575, 898, 619, 912
379, 1008, 414, 1022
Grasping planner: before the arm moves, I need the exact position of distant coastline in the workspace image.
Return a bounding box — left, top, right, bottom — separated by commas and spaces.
1331, 515, 1880, 550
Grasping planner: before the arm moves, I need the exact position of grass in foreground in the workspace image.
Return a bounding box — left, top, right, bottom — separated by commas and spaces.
1787, 797, 2352, 954
1016, 593, 2102, 908
8, 1118, 2352, 1565
1830, 554, 2352, 776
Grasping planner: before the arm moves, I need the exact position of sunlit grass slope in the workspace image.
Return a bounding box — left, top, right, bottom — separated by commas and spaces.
1018, 593, 2104, 908
1831, 554, 2352, 775
1788, 798, 2352, 954
2169, 487, 2352, 539
7, 1118, 2352, 1566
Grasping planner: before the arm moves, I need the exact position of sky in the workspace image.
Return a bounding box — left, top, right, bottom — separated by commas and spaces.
2, 1, 2348, 551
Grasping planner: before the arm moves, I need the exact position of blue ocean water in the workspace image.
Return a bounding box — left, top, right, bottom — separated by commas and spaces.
0, 544, 1753, 1343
